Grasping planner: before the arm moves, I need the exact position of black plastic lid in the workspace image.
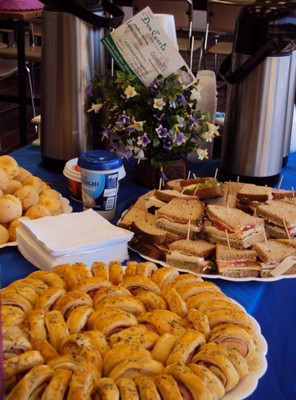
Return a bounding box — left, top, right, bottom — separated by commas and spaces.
234, 0, 296, 55
41, 0, 102, 12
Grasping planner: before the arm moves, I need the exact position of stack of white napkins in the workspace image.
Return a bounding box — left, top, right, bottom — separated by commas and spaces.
16, 209, 134, 270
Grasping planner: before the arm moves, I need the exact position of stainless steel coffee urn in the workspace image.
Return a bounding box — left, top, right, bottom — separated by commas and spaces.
40, 0, 124, 171
219, 0, 296, 186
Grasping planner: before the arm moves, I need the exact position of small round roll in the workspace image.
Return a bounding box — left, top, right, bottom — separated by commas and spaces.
14, 166, 32, 183
0, 194, 22, 224
0, 168, 9, 191
0, 155, 19, 178
25, 204, 51, 219
0, 224, 9, 244
22, 175, 44, 194
14, 184, 39, 210
8, 216, 29, 242
116, 377, 140, 400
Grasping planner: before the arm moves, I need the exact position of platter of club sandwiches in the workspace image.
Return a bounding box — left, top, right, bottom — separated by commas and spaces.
118, 177, 296, 281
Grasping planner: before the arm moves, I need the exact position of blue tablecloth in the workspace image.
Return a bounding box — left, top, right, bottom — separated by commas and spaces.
1, 146, 296, 400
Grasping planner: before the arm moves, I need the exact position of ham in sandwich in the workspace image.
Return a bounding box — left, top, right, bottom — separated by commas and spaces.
204, 205, 265, 249
215, 244, 261, 278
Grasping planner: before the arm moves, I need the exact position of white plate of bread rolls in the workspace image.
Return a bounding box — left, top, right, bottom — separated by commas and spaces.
1, 261, 267, 399
0, 155, 72, 247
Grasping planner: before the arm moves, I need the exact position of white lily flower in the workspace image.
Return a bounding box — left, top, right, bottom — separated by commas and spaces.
196, 147, 209, 160
87, 103, 103, 113
124, 85, 138, 98
190, 86, 202, 102
153, 98, 166, 110
206, 121, 219, 136
201, 131, 215, 142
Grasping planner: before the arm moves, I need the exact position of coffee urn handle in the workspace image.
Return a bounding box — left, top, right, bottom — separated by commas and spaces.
219, 38, 278, 84
41, 0, 124, 28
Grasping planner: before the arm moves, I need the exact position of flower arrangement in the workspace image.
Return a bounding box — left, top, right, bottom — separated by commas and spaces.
87, 70, 218, 171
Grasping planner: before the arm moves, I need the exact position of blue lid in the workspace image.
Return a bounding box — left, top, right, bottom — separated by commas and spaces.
78, 150, 122, 171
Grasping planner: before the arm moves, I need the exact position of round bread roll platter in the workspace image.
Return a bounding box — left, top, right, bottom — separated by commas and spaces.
0, 155, 72, 248
1, 260, 267, 399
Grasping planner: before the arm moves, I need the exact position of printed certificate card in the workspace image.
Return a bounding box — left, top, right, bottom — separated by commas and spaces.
101, 7, 195, 87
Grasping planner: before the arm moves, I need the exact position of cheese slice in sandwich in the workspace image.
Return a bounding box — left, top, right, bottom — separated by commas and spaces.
256, 200, 296, 239
205, 205, 265, 249
252, 239, 296, 277
166, 239, 216, 274
146, 189, 198, 212
215, 244, 261, 278
166, 177, 223, 199
155, 198, 205, 240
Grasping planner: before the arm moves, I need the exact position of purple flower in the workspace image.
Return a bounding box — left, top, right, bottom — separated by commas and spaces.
149, 80, 163, 94
155, 125, 168, 138
174, 130, 186, 145
86, 84, 93, 96
163, 137, 172, 150
117, 114, 131, 126
101, 128, 110, 140
122, 148, 132, 159
176, 94, 187, 105
137, 134, 151, 147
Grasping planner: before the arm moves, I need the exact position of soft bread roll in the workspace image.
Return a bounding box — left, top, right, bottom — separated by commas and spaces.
73, 277, 112, 297
25, 204, 51, 219
151, 266, 180, 290
67, 369, 94, 400
14, 185, 39, 210
188, 363, 225, 400
83, 330, 111, 358
96, 295, 146, 316
135, 375, 162, 400
44, 310, 69, 352
116, 377, 140, 400
14, 166, 32, 183
191, 347, 240, 391
0, 168, 9, 190
119, 276, 162, 296
137, 309, 187, 336
103, 344, 152, 376
52, 264, 79, 290
66, 305, 94, 334
8, 216, 29, 242
53, 290, 93, 318
0, 194, 22, 223
93, 286, 132, 309
153, 374, 183, 400
94, 377, 120, 400
186, 308, 211, 338
109, 260, 125, 285
150, 333, 178, 364
5, 364, 53, 400
32, 338, 59, 363
90, 261, 109, 280
166, 330, 206, 365
38, 192, 63, 215
0, 224, 9, 244
34, 287, 66, 312
3, 350, 44, 380
28, 271, 66, 289
41, 368, 73, 400
3, 333, 32, 359
22, 175, 44, 194
108, 359, 164, 380
108, 324, 159, 349
209, 322, 259, 367
135, 291, 168, 311
0, 155, 19, 178
4, 179, 22, 194
186, 290, 228, 309
60, 333, 103, 373
1, 289, 33, 313
28, 309, 47, 343
164, 362, 212, 400
162, 287, 187, 318
89, 310, 138, 338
